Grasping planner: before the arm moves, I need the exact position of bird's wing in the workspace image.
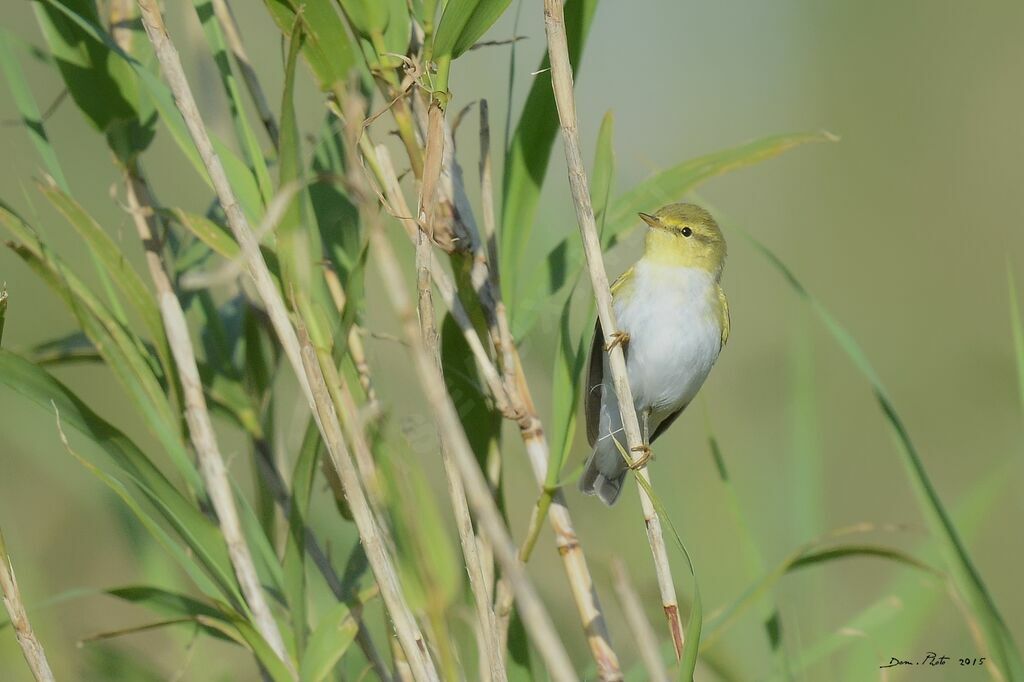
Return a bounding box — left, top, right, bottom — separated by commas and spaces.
718, 284, 730, 349
650, 403, 688, 443
584, 266, 635, 446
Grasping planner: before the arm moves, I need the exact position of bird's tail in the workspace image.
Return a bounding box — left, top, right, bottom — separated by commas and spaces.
578, 448, 627, 506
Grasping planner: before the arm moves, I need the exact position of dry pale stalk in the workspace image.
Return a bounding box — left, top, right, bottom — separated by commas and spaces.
542, 0, 686, 658
136, 3, 438, 677
371, 218, 578, 682
373, 145, 511, 411
414, 228, 506, 681
370, 100, 622, 681
0, 529, 56, 682
416, 103, 505, 679
611, 559, 671, 682
124, 167, 294, 675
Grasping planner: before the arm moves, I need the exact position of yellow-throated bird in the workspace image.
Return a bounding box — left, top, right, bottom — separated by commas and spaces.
579, 203, 730, 505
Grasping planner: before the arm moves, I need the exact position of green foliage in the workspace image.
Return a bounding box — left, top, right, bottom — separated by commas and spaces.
298, 601, 359, 682
264, 0, 358, 93
32, 0, 153, 159
0, 30, 69, 190
501, 0, 599, 308
0, 349, 242, 606
1009, 265, 1024, 414
191, 0, 273, 204
738, 221, 1024, 681
108, 586, 294, 681
433, 0, 512, 59
514, 131, 835, 337
1, 0, 1017, 679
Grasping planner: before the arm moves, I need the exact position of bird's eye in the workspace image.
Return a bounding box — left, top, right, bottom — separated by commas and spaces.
681, 227, 693, 237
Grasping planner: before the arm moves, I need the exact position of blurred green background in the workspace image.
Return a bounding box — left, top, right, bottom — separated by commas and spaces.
2, 0, 1023, 680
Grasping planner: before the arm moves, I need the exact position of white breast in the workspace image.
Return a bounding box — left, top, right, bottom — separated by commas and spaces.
611, 261, 722, 422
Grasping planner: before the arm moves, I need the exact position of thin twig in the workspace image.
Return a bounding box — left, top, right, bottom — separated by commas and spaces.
541, 0, 686, 658
0, 528, 56, 682
370, 212, 578, 682
611, 559, 671, 682
136, 5, 438, 678
124, 165, 294, 676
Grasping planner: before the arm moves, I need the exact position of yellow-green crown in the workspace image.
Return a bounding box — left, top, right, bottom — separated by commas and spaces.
640, 202, 727, 275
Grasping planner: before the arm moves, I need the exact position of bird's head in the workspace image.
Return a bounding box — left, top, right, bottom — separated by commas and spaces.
639, 203, 726, 277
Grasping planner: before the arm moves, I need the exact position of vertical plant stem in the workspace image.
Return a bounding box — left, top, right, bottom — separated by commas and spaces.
0, 528, 56, 682
541, 0, 686, 659
136, 5, 438, 678
124, 165, 294, 676
370, 216, 578, 682
415, 85, 504, 677
415, 227, 506, 681
477, 99, 515, 391
611, 558, 670, 682
365, 117, 621, 682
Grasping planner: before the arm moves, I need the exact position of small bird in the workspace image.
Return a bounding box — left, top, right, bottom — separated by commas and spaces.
579, 203, 730, 506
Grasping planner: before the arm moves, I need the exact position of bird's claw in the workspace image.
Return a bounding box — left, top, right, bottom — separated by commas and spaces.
628, 444, 652, 470
604, 331, 630, 352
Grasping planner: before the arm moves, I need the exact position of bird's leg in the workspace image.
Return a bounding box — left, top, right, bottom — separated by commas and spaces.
629, 408, 653, 470
604, 330, 630, 352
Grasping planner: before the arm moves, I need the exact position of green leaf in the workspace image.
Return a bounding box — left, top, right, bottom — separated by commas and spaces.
500, 0, 599, 309
298, 601, 358, 682
433, 0, 512, 59
0, 30, 70, 190
30, 331, 101, 366
0, 287, 6, 347
1008, 264, 1024, 414
281, 420, 321, 652
607, 132, 835, 241
161, 208, 239, 259
514, 131, 835, 337
108, 586, 293, 682
701, 527, 939, 653
263, 0, 359, 93
37, 183, 170, 372
276, 21, 340, 350
0, 203, 196, 489
0, 350, 242, 607
548, 289, 589, 478
64, 445, 225, 601
32, 0, 151, 156
736, 222, 1024, 680
191, 0, 274, 204
591, 111, 615, 238
704, 419, 787, 664
38, 0, 263, 221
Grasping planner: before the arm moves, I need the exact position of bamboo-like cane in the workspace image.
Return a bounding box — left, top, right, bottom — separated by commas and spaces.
366, 105, 622, 681
611, 559, 671, 682
417, 105, 506, 680
541, 0, 686, 658
123, 166, 294, 676
0, 529, 55, 682
370, 212, 578, 682
135, 4, 438, 678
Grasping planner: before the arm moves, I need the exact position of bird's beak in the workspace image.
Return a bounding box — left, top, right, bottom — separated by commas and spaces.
638, 212, 660, 228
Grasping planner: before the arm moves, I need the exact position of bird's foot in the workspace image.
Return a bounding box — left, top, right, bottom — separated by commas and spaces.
628, 444, 653, 470
604, 331, 630, 352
